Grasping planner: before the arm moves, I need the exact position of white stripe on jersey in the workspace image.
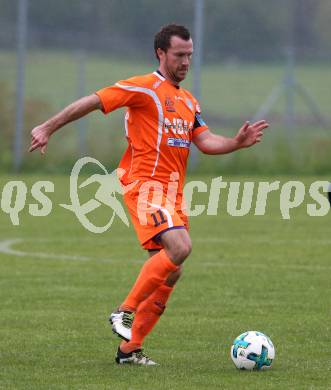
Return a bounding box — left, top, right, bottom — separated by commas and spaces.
115, 82, 164, 177
124, 111, 129, 137
124, 111, 134, 177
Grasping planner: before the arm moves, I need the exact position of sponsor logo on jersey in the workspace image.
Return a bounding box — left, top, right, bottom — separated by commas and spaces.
167, 138, 191, 148
165, 96, 176, 112
164, 117, 193, 135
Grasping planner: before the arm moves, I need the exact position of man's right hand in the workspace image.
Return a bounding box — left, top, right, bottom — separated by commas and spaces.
28, 94, 102, 155
29, 125, 50, 154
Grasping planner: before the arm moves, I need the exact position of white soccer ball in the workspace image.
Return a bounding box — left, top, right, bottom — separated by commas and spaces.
230, 331, 275, 370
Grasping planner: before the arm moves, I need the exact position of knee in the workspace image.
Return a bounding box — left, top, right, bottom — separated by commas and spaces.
169, 241, 192, 264
161, 229, 192, 265
181, 242, 192, 260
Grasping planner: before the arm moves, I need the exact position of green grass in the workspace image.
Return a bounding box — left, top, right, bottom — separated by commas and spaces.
0, 50, 330, 174
1, 50, 331, 116
0, 174, 330, 389
0, 47, 329, 169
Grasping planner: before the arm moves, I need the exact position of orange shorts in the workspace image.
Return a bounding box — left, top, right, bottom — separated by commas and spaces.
123, 181, 189, 250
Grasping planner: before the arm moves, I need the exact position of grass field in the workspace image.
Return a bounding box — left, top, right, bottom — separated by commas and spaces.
1, 50, 331, 115
0, 174, 330, 389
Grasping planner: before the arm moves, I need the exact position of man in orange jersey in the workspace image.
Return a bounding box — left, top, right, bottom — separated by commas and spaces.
29, 24, 269, 365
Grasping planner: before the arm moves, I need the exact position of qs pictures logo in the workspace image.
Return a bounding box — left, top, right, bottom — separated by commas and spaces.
60, 157, 137, 233
0, 157, 329, 233
0, 157, 137, 233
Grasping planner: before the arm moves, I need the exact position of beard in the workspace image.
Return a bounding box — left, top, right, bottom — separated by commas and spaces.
164, 60, 188, 83
175, 68, 188, 82
171, 67, 188, 83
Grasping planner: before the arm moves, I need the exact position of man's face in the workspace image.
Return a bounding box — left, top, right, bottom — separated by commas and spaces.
158, 36, 193, 83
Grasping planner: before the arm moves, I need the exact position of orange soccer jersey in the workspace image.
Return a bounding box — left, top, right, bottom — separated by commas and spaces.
96, 71, 208, 248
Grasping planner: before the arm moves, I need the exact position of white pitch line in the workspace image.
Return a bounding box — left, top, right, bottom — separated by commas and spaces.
0, 238, 329, 271
0, 239, 113, 263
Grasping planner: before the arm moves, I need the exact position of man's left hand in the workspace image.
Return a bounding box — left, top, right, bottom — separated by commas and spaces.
235, 120, 269, 148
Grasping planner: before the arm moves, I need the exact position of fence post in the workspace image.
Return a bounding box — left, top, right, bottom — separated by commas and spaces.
14, 0, 28, 171
76, 50, 88, 157
190, 0, 204, 171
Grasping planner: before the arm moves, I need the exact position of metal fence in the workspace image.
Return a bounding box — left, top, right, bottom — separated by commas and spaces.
1, 0, 330, 173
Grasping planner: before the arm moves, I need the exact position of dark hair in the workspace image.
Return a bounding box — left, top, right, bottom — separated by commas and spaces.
154, 24, 191, 60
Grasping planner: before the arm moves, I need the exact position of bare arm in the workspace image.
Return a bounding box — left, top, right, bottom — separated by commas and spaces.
193, 120, 269, 155
29, 93, 102, 154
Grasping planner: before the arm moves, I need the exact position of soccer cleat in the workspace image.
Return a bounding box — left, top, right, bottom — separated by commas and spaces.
115, 347, 157, 365
109, 310, 134, 341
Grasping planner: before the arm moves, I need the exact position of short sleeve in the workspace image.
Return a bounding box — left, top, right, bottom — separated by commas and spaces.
96, 80, 147, 114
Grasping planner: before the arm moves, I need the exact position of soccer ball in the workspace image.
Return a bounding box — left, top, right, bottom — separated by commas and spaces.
231, 331, 275, 370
